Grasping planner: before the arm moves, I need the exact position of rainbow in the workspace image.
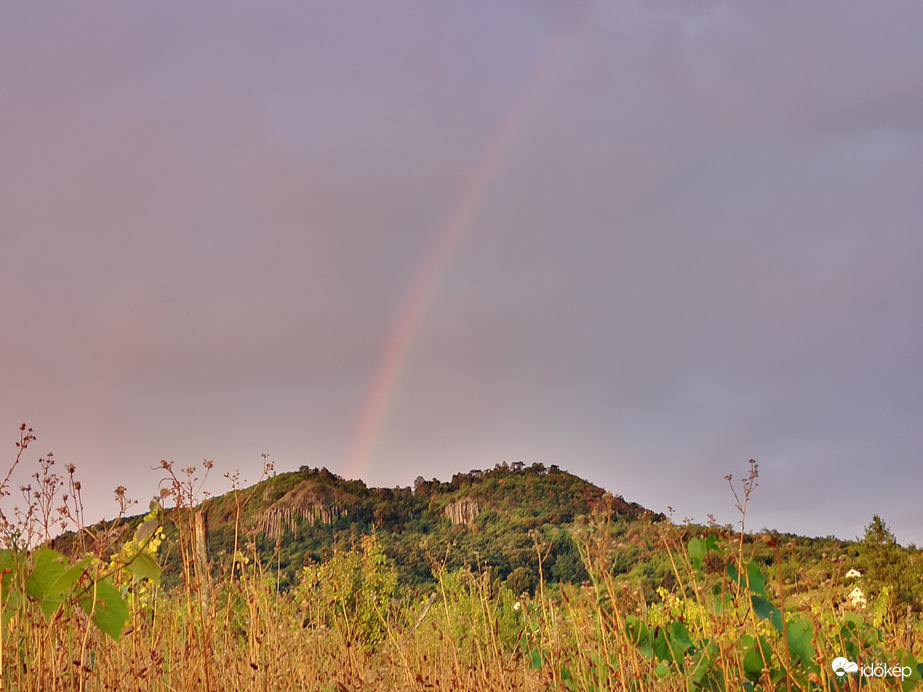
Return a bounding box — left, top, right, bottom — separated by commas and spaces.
342, 10, 590, 481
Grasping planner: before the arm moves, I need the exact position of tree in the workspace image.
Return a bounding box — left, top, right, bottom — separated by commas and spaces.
858, 515, 921, 612
505, 566, 537, 596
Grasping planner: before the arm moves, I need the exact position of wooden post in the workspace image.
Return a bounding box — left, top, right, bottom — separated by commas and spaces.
194, 511, 211, 608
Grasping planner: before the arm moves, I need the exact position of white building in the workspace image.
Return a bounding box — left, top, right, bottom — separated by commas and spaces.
847, 586, 867, 608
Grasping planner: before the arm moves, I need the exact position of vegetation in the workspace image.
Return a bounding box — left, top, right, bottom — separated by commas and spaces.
2, 426, 922, 690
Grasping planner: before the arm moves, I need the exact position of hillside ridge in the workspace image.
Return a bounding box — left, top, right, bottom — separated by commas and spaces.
165, 461, 664, 590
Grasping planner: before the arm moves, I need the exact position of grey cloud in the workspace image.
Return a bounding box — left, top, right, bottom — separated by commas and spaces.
1, 1, 922, 542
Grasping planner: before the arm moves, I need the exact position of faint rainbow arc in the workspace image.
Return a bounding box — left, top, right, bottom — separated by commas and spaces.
342, 15, 586, 480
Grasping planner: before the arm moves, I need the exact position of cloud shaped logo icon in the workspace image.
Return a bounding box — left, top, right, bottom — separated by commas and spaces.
831, 657, 859, 676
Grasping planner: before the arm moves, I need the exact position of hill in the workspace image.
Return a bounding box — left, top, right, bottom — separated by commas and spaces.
183, 461, 662, 591
57, 460, 897, 606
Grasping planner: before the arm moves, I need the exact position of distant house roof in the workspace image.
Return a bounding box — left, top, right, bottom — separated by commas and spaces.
845, 568, 862, 578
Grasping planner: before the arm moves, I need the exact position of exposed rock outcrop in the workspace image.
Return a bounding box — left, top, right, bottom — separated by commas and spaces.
444, 497, 481, 525
260, 504, 345, 540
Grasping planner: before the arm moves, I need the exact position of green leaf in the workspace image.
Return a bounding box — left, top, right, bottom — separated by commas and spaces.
29, 554, 92, 623
79, 580, 129, 642
669, 620, 693, 654
898, 652, 921, 691
746, 560, 766, 596
786, 617, 813, 664
751, 595, 783, 632
770, 666, 788, 685
39, 596, 63, 621
688, 537, 705, 560
32, 547, 64, 566
637, 630, 654, 659
125, 553, 161, 585
26, 557, 66, 600
750, 595, 773, 619
742, 644, 765, 680
47, 557, 93, 599
652, 627, 674, 663
689, 641, 718, 685
0, 559, 14, 601
688, 538, 705, 568
529, 648, 542, 669
726, 562, 739, 584
0, 549, 14, 571
769, 609, 783, 633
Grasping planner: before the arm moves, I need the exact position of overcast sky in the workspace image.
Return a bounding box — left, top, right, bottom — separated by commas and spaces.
1, 2, 921, 544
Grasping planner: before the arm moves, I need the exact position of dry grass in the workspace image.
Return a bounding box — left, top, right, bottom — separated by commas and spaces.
7, 531, 913, 691
1, 434, 919, 691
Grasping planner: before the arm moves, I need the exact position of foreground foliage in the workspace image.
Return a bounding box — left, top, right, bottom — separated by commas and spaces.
1, 428, 921, 690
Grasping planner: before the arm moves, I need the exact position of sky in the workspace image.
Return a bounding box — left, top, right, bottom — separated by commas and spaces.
1, 2, 921, 544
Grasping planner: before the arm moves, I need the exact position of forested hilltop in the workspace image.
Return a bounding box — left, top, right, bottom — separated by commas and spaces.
166, 462, 662, 591
68, 460, 920, 612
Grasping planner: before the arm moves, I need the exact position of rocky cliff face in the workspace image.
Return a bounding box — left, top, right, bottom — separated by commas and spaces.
260, 504, 345, 540
257, 478, 356, 539
444, 497, 481, 525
